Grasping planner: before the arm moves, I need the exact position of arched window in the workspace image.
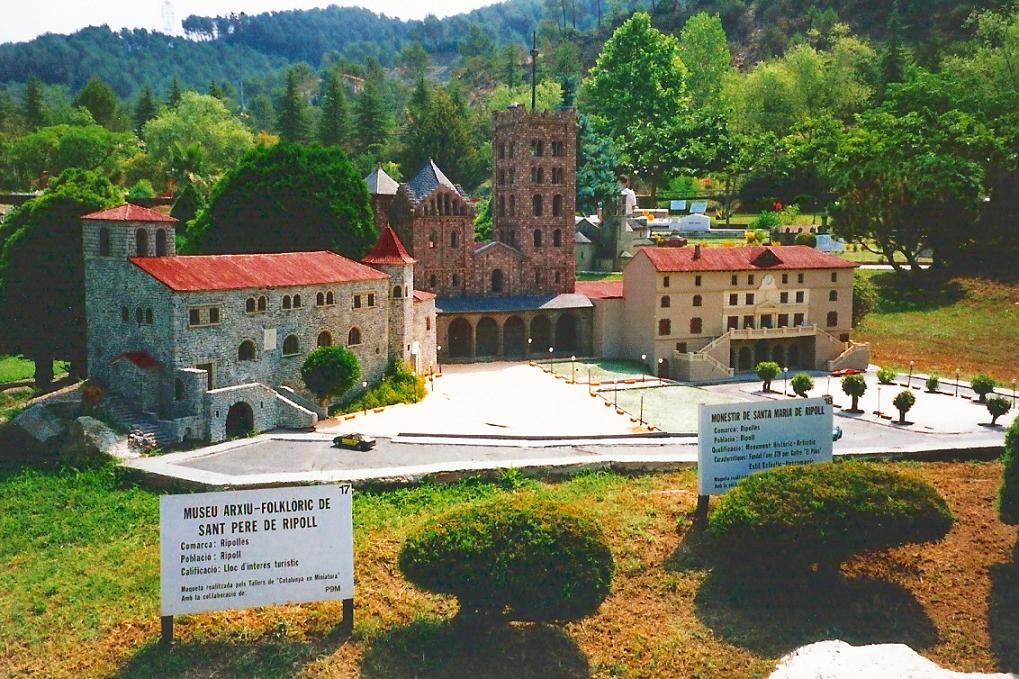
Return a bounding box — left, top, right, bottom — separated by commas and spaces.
661, 296, 671, 308
317, 331, 332, 347
257, 296, 268, 312
145, 308, 153, 324
693, 295, 702, 307
491, 269, 504, 293
121, 306, 129, 322
429, 274, 437, 288
498, 196, 506, 217
99, 228, 111, 256
282, 295, 292, 309
658, 319, 671, 336
155, 229, 167, 256
534, 270, 541, 285
348, 327, 362, 346
553, 229, 562, 247
826, 311, 839, 327
282, 335, 300, 356
238, 340, 256, 361
509, 195, 516, 216
532, 194, 543, 217
316, 292, 325, 306
292, 294, 301, 308
690, 317, 703, 334
428, 230, 436, 248
829, 290, 838, 302
393, 285, 403, 298
452, 273, 460, 288
135, 229, 148, 257
533, 229, 543, 247
136, 307, 143, 323
498, 142, 505, 159
552, 195, 562, 217
174, 379, 185, 401
450, 230, 459, 248
326, 291, 334, 305
246, 297, 256, 313
498, 170, 505, 185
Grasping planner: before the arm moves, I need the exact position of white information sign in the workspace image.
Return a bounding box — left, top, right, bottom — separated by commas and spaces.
698, 398, 833, 495
160, 485, 353, 616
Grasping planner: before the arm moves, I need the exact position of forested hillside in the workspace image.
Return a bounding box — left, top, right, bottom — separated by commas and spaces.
0, 0, 1006, 98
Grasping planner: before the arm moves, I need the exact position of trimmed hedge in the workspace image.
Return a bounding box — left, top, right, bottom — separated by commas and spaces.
708, 462, 953, 570
1000, 417, 1019, 525
398, 495, 614, 622
877, 367, 896, 385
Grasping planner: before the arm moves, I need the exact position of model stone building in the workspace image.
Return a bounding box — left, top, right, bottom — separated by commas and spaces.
82, 205, 436, 443
369, 106, 593, 362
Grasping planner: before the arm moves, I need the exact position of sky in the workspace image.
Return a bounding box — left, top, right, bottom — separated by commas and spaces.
2, 0, 497, 44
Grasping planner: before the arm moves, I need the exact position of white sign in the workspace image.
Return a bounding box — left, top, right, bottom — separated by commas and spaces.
698, 398, 833, 495
160, 485, 353, 616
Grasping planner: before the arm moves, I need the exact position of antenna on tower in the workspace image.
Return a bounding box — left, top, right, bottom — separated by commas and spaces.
530, 32, 539, 112
161, 0, 176, 35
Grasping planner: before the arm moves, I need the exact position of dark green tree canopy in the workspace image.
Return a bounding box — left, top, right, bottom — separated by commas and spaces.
74, 76, 126, 131
277, 67, 313, 143
301, 345, 361, 403
317, 69, 351, 149
186, 142, 376, 258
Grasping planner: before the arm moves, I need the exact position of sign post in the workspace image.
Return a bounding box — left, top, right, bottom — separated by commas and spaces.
159, 484, 355, 648
696, 398, 834, 516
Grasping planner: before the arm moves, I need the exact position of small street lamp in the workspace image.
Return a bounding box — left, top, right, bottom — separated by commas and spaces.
876, 386, 882, 417
571, 355, 577, 384
658, 357, 664, 381
826, 373, 831, 396
527, 337, 533, 357
639, 394, 645, 426
436, 344, 442, 376
908, 360, 915, 388
361, 380, 368, 416
549, 346, 554, 375
641, 353, 647, 383
955, 368, 961, 397
783, 366, 789, 396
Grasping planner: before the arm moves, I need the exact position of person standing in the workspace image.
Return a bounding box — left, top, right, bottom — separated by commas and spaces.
619, 175, 637, 216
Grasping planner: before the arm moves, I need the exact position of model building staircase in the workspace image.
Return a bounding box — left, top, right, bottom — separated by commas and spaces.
100, 394, 175, 448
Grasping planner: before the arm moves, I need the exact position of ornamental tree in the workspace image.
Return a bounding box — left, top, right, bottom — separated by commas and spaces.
987, 396, 1012, 426
791, 372, 815, 398
756, 361, 780, 392
971, 374, 997, 402
892, 389, 916, 424
301, 346, 360, 405
999, 417, 1019, 524
842, 373, 867, 412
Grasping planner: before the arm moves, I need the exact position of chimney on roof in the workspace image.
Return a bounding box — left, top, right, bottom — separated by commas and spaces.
693, 244, 702, 260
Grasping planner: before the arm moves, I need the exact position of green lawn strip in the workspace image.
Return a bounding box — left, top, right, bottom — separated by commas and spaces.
576, 272, 623, 281
0, 355, 68, 384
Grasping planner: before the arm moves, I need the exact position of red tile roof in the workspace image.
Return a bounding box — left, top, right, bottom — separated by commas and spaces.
112, 351, 160, 370
362, 226, 415, 265
413, 290, 437, 302
131, 251, 387, 292
639, 245, 857, 272
576, 280, 624, 300
82, 203, 177, 223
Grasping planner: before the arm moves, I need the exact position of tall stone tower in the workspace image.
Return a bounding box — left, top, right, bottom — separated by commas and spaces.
491, 105, 577, 294
365, 164, 399, 232
362, 226, 416, 366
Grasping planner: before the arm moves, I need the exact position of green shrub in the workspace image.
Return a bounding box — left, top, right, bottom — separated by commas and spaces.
971, 374, 996, 402
791, 372, 814, 397
987, 396, 1012, 426
750, 210, 781, 230
842, 373, 867, 411
794, 231, 817, 247
754, 228, 771, 244
339, 360, 425, 414
852, 276, 878, 327
892, 389, 916, 424
301, 346, 360, 404
756, 361, 780, 392
876, 367, 896, 385
925, 375, 940, 393
708, 462, 953, 571
999, 417, 1019, 524
398, 495, 614, 622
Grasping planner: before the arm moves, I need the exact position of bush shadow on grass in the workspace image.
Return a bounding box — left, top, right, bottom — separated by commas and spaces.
110, 622, 352, 678
988, 540, 1019, 672
870, 271, 965, 314
666, 517, 939, 658
359, 617, 590, 679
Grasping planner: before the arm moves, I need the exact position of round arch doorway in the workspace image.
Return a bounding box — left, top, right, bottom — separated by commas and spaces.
225, 401, 254, 439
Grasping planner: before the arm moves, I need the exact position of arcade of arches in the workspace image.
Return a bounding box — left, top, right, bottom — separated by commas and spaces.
729, 338, 815, 372
439, 310, 592, 361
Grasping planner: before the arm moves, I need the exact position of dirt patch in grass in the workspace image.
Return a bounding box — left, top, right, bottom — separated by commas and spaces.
1, 462, 1016, 678
856, 273, 1019, 384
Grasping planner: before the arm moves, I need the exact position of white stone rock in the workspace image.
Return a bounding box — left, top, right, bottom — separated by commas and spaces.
769, 640, 1016, 679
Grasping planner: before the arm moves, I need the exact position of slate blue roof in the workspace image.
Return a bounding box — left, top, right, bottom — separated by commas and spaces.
404, 160, 466, 204
435, 294, 594, 315
364, 166, 399, 196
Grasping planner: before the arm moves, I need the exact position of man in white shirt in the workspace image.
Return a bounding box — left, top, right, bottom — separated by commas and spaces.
619, 174, 637, 216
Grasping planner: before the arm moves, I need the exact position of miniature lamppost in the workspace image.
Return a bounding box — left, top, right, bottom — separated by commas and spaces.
783, 366, 789, 396
639, 394, 645, 426
955, 368, 961, 397
571, 355, 577, 384
641, 353, 647, 383
436, 345, 442, 376
361, 380, 368, 416
527, 337, 532, 357
549, 346, 554, 375
908, 360, 915, 388
826, 372, 831, 396
877, 386, 881, 417
658, 357, 664, 381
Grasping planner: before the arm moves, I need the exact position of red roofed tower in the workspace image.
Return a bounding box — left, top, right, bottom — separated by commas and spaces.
363, 226, 416, 365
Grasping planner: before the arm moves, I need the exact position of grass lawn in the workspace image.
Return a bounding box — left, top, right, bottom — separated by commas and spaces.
1, 460, 1016, 677
576, 272, 623, 281
856, 272, 1019, 384
0, 355, 68, 384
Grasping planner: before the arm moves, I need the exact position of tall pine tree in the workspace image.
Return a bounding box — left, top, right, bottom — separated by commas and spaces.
318, 69, 351, 148
23, 78, 47, 130
167, 77, 183, 108
354, 77, 392, 159
277, 67, 312, 143
133, 85, 159, 134
880, 0, 909, 95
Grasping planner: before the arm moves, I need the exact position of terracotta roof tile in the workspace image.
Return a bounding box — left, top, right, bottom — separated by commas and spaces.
82, 203, 177, 223
413, 290, 437, 302
639, 245, 857, 272
112, 351, 160, 369
575, 280, 624, 300
131, 251, 386, 292
362, 226, 415, 265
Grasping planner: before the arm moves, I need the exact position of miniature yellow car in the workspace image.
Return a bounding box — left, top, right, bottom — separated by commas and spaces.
332, 433, 376, 451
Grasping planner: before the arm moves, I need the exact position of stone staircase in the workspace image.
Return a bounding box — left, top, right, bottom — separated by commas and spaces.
100, 394, 175, 448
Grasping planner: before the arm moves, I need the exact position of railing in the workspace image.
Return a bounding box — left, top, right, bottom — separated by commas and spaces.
728, 324, 818, 341
828, 342, 871, 372
675, 350, 734, 377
